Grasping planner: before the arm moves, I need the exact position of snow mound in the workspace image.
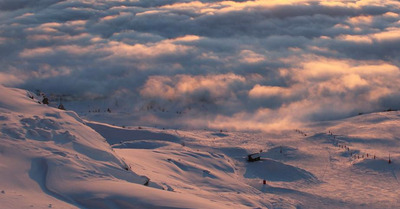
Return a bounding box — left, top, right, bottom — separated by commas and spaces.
353, 158, 398, 173
244, 159, 317, 182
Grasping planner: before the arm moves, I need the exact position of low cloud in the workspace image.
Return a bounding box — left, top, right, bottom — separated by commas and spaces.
0, 0, 400, 131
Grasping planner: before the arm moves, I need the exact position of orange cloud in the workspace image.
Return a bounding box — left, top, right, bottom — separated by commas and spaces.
298, 57, 399, 80
140, 73, 246, 101
0, 72, 24, 85
106, 40, 193, 60
347, 15, 374, 26
239, 50, 266, 64
249, 85, 291, 98
20, 47, 54, 58
336, 34, 373, 44
372, 28, 400, 41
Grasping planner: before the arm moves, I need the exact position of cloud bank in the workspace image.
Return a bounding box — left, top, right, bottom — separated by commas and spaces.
1, 0, 400, 131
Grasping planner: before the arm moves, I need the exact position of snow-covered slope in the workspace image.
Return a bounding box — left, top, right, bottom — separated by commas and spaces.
0, 85, 232, 209
86, 118, 400, 208
2, 85, 400, 209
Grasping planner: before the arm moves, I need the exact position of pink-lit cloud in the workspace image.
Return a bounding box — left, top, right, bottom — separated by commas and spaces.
0, 0, 400, 130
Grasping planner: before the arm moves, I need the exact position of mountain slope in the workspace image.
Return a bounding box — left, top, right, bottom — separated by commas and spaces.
86, 109, 400, 208
2, 85, 400, 208
0, 85, 231, 209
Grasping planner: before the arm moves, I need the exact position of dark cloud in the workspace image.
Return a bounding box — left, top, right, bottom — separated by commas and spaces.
0, 0, 63, 11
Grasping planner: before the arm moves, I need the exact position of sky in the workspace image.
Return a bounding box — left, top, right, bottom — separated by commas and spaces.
0, 0, 400, 131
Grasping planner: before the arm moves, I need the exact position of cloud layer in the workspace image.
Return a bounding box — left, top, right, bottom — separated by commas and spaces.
1, 0, 400, 130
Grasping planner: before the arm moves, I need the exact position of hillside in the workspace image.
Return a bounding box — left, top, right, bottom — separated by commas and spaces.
0, 85, 231, 209
1, 85, 400, 208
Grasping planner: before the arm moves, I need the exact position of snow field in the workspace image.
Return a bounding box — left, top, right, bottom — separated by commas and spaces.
1, 84, 400, 208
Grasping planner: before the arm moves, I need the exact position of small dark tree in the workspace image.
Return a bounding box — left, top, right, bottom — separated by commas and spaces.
42, 97, 49, 105
58, 104, 65, 110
